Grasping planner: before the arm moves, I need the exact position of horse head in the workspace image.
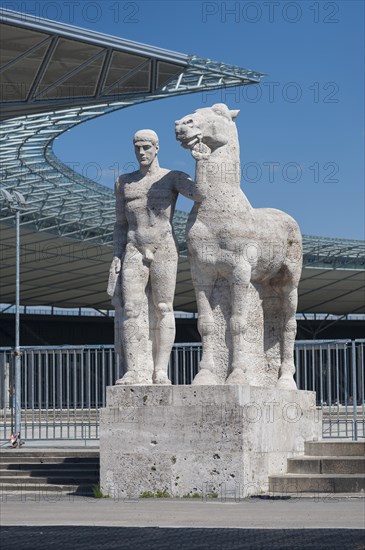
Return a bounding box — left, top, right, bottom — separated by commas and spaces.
175, 103, 240, 155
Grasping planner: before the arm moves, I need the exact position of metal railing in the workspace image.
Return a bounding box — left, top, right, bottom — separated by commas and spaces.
0, 345, 117, 441
295, 340, 364, 439
0, 340, 364, 441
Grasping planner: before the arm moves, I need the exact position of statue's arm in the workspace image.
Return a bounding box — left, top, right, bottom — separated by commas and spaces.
173, 171, 205, 203
107, 179, 128, 299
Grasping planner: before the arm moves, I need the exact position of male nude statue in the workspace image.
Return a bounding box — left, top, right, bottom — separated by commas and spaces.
108, 129, 200, 385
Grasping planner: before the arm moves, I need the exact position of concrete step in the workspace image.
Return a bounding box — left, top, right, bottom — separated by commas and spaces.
0, 476, 98, 485
0, 450, 99, 463
0, 463, 99, 471
0, 469, 99, 478
269, 474, 365, 493
0, 483, 95, 495
0, 449, 100, 495
287, 456, 365, 474
0, 449, 99, 458
0, 456, 99, 465
304, 441, 365, 456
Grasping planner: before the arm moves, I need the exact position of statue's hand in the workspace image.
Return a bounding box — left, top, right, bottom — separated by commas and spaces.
111, 256, 122, 273
111, 292, 122, 308
107, 256, 122, 297
145, 249, 154, 262
191, 142, 211, 160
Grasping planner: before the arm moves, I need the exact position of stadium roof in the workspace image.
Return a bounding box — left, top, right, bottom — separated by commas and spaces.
0, 8, 264, 243
0, 9, 364, 316
0, 8, 263, 119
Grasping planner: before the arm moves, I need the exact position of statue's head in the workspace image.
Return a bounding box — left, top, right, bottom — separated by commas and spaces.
175, 104, 240, 153
133, 129, 159, 166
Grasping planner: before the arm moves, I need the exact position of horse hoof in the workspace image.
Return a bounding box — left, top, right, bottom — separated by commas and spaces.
225, 369, 249, 385
192, 369, 220, 385
277, 376, 297, 391
116, 372, 152, 386
153, 370, 172, 385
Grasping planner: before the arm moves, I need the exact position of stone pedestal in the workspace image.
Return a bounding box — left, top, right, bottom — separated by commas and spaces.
100, 385, 321, 499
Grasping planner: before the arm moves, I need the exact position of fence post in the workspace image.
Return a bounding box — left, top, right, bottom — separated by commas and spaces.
352, 340, 358, 441
0, 356, 10, 410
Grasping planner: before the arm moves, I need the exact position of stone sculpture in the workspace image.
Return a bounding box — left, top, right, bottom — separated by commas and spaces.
175, 103, 303, 389
107, 129, 201, 385
101, 107, 318, 504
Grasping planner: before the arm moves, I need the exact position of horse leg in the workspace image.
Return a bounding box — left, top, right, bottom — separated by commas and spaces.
277, 276, 298, 390
225, 263, 251, 385
191, 261, 220, 385
262, 280, 282, 380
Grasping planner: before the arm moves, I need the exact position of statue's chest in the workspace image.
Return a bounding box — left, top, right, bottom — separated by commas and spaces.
123, 183, 148, 204
123, 181, 173, 210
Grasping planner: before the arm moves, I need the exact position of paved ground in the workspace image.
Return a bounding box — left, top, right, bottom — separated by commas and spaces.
1, 492, 364, 550
1, 496, 364, 529
1, 526, 364, 550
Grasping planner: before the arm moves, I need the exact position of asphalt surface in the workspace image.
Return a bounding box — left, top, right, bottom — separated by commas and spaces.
1, 526, 364, 550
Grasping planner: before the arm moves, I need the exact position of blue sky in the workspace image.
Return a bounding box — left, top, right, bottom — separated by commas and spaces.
7, 0, 364, 240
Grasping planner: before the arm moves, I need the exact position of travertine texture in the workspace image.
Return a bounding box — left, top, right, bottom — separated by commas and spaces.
107, 130, 201, 385
100, 385, 321, 498
175, 104, 303, 389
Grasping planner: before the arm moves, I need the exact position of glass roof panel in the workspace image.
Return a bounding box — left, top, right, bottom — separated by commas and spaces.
40, 54, 105, 99
157, 61, 183, 88
103, 51, 149, 92
0, 23, 49, 67
0, 43, 49, 102
36, 38, 103, 97
105, 67, 151, 95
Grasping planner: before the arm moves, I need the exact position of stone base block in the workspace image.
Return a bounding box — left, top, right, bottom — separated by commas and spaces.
100, 385, 321, 499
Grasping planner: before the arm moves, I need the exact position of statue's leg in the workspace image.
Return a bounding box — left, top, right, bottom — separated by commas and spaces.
262, 281, 282, 381
191, 261, 220, 385
114, 304, 125, 374
277, 278, 298, 390
225, 263, 251, 385
116, 246, 152, 386
276, 226, 302, 390
149, 246, 178, 385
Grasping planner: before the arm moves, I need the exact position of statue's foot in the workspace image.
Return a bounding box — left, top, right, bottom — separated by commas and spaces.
277, 373, 297, 391
225, 368, 249, 385
116, 371, 152, 386
153, 370, 172, 385
192, 368, 220, 385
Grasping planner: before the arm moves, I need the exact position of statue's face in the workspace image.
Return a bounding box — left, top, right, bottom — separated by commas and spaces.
134, 140, 158, 166
175, 108, 229, 150
175, 104, 239, 152
175, 114, 202, 149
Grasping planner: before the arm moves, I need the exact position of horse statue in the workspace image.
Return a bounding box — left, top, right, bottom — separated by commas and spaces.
175, 103, 302, 390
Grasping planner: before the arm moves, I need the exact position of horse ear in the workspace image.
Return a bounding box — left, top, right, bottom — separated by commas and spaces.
230, 109, 240, 119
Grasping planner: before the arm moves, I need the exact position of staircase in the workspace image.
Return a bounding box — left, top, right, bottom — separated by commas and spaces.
0, 449, 99, 497
270, 441, 365, 494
